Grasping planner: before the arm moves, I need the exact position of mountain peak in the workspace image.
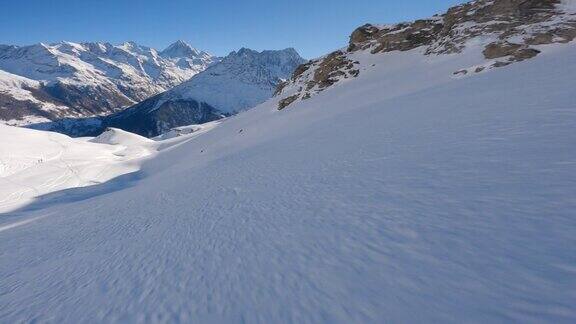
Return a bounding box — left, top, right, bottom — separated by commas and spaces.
174, 40, 189, 46
234, 47, 258, 56
160, 40, 202, 58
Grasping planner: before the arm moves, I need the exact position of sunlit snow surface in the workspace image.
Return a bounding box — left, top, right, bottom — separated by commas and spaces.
1, 42, 575, 322
0, 125, 218, 213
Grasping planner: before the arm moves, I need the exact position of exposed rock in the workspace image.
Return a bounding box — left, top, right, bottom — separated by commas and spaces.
278, 95, 299, 110
513, 48, 541, 60
292, 62, 313, 81
273, 80, 289, 96
483, 42, 541, 61
313, 51, 359, 89
274, 51, 359, 110
526, 32, 555, 45
483, 42, 523, 59
348, 24, 382, 51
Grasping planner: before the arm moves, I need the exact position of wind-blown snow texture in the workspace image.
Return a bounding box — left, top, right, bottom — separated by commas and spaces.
1, 33, 575, 322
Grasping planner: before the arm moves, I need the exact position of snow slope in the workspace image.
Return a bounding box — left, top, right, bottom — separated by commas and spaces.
0, 37, 574, 322
0, 127, 156, 213
0, 123, 222, 214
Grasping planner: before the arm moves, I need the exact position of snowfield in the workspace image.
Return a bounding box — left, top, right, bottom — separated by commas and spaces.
1, 41, 575, 323
0, 127, 155, 213
0, 124, 220, 214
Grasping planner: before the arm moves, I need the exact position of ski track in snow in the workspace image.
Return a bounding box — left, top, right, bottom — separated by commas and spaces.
0, 44, 575, 322
0, 213, 52, 233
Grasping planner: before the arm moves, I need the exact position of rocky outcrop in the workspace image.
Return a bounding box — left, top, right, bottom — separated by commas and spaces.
277, 95, 299, 110
275, 0, 576, 110
349, 20, 444, 54
353, 0, 576, 57
310, 51, 359, 90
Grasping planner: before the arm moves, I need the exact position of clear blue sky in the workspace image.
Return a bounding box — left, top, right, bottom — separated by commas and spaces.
1, 0, 465, 59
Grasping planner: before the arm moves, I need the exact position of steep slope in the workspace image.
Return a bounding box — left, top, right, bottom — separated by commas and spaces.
0, 41, 217, 125
33, 48, 305, 137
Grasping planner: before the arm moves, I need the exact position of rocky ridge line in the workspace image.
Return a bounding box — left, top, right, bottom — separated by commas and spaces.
276, 0, 576, 110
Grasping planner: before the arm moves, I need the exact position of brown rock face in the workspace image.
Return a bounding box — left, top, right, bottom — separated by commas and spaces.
312, 51, 359, 90
278, 95, 299, 110
483, 42, 541, 61
275, 51, 359, 110
483, 42, 523, 59
347, 21, 444, 55
292, 62, 313, 81
348, 24, 382, 51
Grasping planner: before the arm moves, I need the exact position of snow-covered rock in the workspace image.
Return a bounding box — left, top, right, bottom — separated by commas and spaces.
0, 40, 218, 125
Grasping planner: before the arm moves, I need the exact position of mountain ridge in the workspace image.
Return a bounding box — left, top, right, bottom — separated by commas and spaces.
0, 40, 218, 125
30, 47, 306, 137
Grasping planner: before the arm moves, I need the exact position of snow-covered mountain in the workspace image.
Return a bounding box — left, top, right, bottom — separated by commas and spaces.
161, 47, 306, 114
159, 40, 217, 68
0, 40, 218, 125
2, 0, 576, 322
32, 47, 305, 137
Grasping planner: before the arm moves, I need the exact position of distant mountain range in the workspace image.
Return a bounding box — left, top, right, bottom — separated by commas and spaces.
0, 40, 218, 124
28, 48, 306, 137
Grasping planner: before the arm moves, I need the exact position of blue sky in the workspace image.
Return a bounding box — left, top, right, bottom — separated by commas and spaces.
1, 0, 465, 59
